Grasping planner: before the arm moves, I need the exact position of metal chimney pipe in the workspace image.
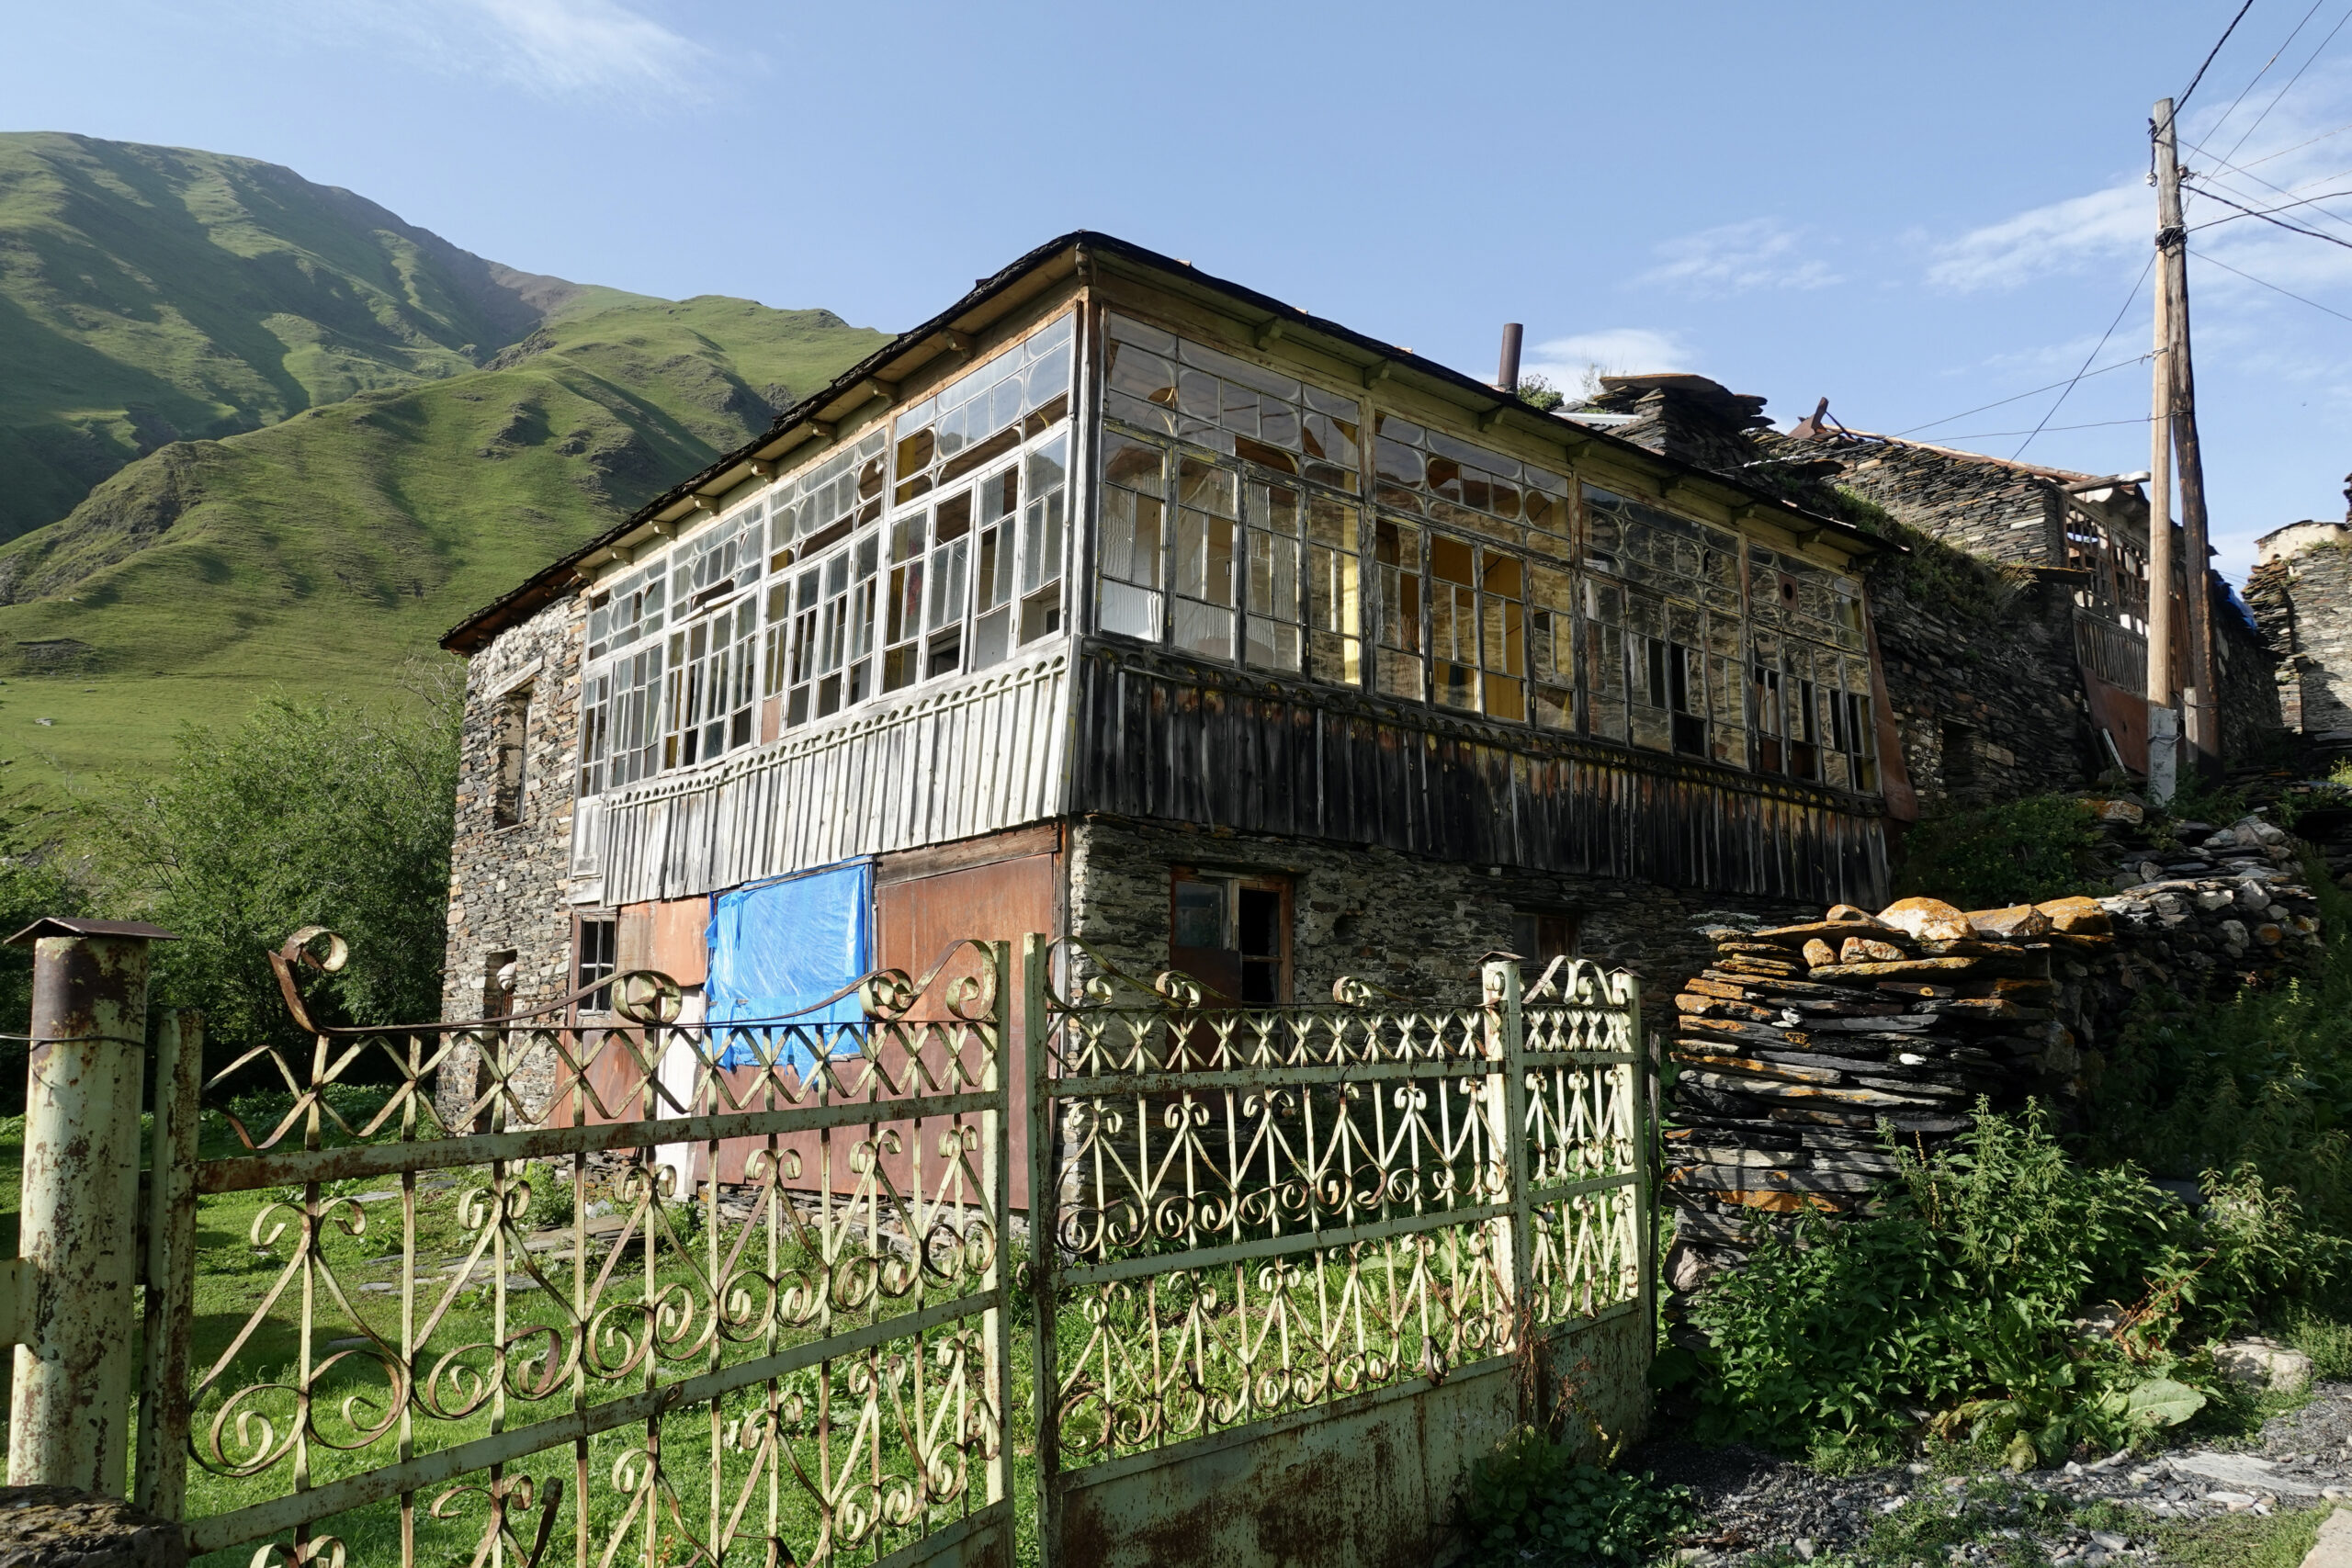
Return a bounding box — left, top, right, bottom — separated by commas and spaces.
1497, 323, 1523, 394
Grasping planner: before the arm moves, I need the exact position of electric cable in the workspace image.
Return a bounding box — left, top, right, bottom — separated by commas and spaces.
1888, 355, 2154, 438
2211, 0, 2330, 159
2191, 245, 2352, 323
2014, 254, 2159, 459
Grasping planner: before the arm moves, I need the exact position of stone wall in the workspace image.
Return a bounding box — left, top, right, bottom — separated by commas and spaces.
1663, 804, 2326, 1294
435, 591, 586, 1131
2215, 587, 2286, 762
2247, 522, 2352, 748
1064, 813, 1820, 1035
1864, 541, 2101, 812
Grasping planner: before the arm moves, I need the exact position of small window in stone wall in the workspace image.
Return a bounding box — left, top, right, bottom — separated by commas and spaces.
1942, 720, 1978, 785
1509, 910, 1579, 966
492, 684, 531, 828
1169, 869, 1291, 1006
574, 916, 617, 1013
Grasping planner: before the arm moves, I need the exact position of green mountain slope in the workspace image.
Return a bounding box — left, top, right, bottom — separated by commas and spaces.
0, 131, 655, 540
0, 293, 887, 788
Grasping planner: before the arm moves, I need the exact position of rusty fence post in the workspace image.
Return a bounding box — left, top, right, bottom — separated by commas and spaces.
136, 1008, 201, 1517
5, 917, 175, 1496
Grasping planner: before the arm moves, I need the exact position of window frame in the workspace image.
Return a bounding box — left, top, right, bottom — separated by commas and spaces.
1168, 866, 1294, 1008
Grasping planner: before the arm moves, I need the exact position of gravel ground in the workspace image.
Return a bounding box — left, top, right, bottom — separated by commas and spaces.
1629, 1382, 2352, 1563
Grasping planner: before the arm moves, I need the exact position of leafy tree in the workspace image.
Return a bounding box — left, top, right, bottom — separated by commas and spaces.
1516, 372, 1567, 413
86, 671, 460, 1067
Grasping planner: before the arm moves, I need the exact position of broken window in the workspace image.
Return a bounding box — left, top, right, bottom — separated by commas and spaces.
662, 594, 759, 770
491, 682, 531, 828
672, 504, 765, 613
1169, 868, 1291, 1006
1297, 489, 1363, 684
1583, 579, 1626, 742
576, 643, 662, 798
1374, 519, 1425, 700
1172, 457, 1238, 660
764, 529, 878, 730
1375, 413, 1568, 540
1509, 910, 1580, 967
573, 915, 616, 1013
1104, 314, 1360, 493
1100, 433, 1166, 640
585, 563, 665, 662
894, 314, 1073, 506
769, 430, 888, 563
881, 510, 928, 692
1016, 431, 1069, 646
1838, 688, 1880, 792
1527, 563, 1576, 730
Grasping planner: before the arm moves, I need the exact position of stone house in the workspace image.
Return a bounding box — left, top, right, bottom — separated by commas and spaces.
1581, 375, 2280, 813
2247, 507, 2352, 754
434, 233, 1917, 1162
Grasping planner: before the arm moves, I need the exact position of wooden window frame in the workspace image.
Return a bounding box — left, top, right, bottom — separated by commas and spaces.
1168, 866, 1294, 1007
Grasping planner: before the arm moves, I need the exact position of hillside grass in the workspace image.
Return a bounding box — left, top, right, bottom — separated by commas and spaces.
0, 292, 885, 792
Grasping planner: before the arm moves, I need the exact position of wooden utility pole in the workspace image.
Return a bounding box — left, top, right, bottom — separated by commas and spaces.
2146, 99, 2180, 797
2152, 96, 2220, 764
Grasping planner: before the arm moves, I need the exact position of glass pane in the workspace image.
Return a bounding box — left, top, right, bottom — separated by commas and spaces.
1100, 580, 1160, 641
1173, 597, 1233, 660
1247, 616, 1302, 672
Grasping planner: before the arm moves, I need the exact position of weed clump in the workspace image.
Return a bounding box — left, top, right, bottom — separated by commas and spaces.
1676, 1103, 2333, 1469
1456, 1427, 1694, 1565
1893, 794, 2104, 909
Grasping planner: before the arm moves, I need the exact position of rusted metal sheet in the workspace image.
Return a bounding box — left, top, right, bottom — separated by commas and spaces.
8, 929, 158, 1495
1070, 640, 1889, 907
595, 650, 1070, 905
1025, 943, 1651, 1564
1056, 1314, 1645, 1568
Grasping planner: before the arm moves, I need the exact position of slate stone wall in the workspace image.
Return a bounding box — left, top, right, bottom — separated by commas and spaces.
1864, 547, 2100, 811
1063, 813, 1817, 1037
436, 591, 585, 1131
2248, 527, 2352, 747
1806, 437, 2065, 566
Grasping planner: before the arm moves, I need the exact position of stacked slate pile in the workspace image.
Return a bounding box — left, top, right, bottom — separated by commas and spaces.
1665, 838, 2324, 1294
1665, 894, 2091, 1291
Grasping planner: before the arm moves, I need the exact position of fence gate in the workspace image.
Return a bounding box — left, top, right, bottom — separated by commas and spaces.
110, 928, 1014, 1567
1023, 942, 1652, 1567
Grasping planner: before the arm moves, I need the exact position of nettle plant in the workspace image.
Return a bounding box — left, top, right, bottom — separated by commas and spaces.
1680, 1102, 2333, 1468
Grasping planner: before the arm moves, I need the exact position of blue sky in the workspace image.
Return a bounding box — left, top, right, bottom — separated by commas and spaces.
10, 0, 2352, 585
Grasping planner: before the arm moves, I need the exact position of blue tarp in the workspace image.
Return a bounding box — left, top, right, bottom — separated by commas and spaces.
705, 861, 872, 1065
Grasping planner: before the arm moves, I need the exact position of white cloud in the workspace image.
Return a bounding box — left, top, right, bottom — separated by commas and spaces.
1638, 219, 1838, 295
327, 0, 709, 96
1523, 328, 1694, 387
1927, 182, 2146, 293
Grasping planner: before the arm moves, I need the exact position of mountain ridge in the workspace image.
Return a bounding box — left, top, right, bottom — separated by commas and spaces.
0, 134, 888, 788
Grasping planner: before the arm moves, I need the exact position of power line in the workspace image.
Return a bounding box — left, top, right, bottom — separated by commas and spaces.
2187, 182, 2352, 230
2185, 178, 2352, 247
2015, 254, 2158, 459
1890, 354, 2153, 437
2218, 1, 2352, 165
2215, 114, 2352, 170
2172, 0, 2260, 126
2213, 0, 2329, 161
2191, 245, 2352, 323
1940, 417, 2154, 443
2183, 152, 2352, 238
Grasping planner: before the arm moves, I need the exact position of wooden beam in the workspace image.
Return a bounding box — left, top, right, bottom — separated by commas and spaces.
1252, 320, 1285, 350
1361, 361, 1392, 389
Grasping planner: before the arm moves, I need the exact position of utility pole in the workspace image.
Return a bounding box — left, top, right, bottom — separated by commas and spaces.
2145, 98, 2180, 800
2152, 96, 2220, 768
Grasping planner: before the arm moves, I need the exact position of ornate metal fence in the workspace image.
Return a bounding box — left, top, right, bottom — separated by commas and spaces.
150, 930, 1015, 1568
1023, 941, 1649, 1564
1, 923, 1647, 1568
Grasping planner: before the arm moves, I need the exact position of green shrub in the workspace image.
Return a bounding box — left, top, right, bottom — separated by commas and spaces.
1684, 1103, 2328, 1468
2086, 861, 2352, 1239
1457, 1427, 1693, 1566
1894, 794, 2103, 909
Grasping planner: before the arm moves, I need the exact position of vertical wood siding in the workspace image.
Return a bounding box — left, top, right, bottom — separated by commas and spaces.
1070, 641, 1889, 906
594, 651, 1070, 904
